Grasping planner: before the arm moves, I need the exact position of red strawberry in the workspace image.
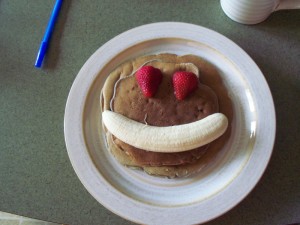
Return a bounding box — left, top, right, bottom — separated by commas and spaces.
135, 66, 163, 98
172, 71, 198, 100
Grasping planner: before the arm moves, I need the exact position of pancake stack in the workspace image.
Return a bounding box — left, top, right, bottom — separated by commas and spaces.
100, 53, 232, 178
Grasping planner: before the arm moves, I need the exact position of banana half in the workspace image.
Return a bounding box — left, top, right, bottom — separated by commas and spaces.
102, 110, 228, 153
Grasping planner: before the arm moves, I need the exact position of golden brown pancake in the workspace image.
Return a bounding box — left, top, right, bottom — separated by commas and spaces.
101, 53, 233, 178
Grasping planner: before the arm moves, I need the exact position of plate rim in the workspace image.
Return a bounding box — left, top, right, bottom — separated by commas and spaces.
64, 22, 276, 224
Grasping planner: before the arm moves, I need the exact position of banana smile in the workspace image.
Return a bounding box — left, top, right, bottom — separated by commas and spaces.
102, 110, 228, 153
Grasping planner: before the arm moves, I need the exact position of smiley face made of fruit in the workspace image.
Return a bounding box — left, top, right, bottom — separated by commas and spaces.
102, 62, 228, 154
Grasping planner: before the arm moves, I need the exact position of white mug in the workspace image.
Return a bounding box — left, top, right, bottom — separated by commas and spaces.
221, 0, 300, 24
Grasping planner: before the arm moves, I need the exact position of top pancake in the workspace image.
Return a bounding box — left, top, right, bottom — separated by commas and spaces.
113, 66, 218, 127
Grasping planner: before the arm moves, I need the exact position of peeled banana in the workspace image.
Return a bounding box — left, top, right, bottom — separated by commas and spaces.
102, 110, 228, 153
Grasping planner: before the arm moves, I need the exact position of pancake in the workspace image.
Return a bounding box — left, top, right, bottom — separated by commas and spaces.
101, 53, 233, 178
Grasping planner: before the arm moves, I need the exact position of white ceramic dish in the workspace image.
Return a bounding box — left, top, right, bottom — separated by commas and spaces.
64, 22, 275, 225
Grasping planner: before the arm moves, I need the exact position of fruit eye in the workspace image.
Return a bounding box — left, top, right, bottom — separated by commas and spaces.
135, 66, 163, 98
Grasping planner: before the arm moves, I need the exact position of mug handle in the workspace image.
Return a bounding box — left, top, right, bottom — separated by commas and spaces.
276, 0, 300, 10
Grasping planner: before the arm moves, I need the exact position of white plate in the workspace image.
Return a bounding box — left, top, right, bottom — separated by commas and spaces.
64, 22, 275, 225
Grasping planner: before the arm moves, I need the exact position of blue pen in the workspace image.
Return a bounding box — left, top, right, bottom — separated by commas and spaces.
35, 0, 63, 68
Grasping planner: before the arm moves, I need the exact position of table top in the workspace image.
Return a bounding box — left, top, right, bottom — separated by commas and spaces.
0, 1, 299, 225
